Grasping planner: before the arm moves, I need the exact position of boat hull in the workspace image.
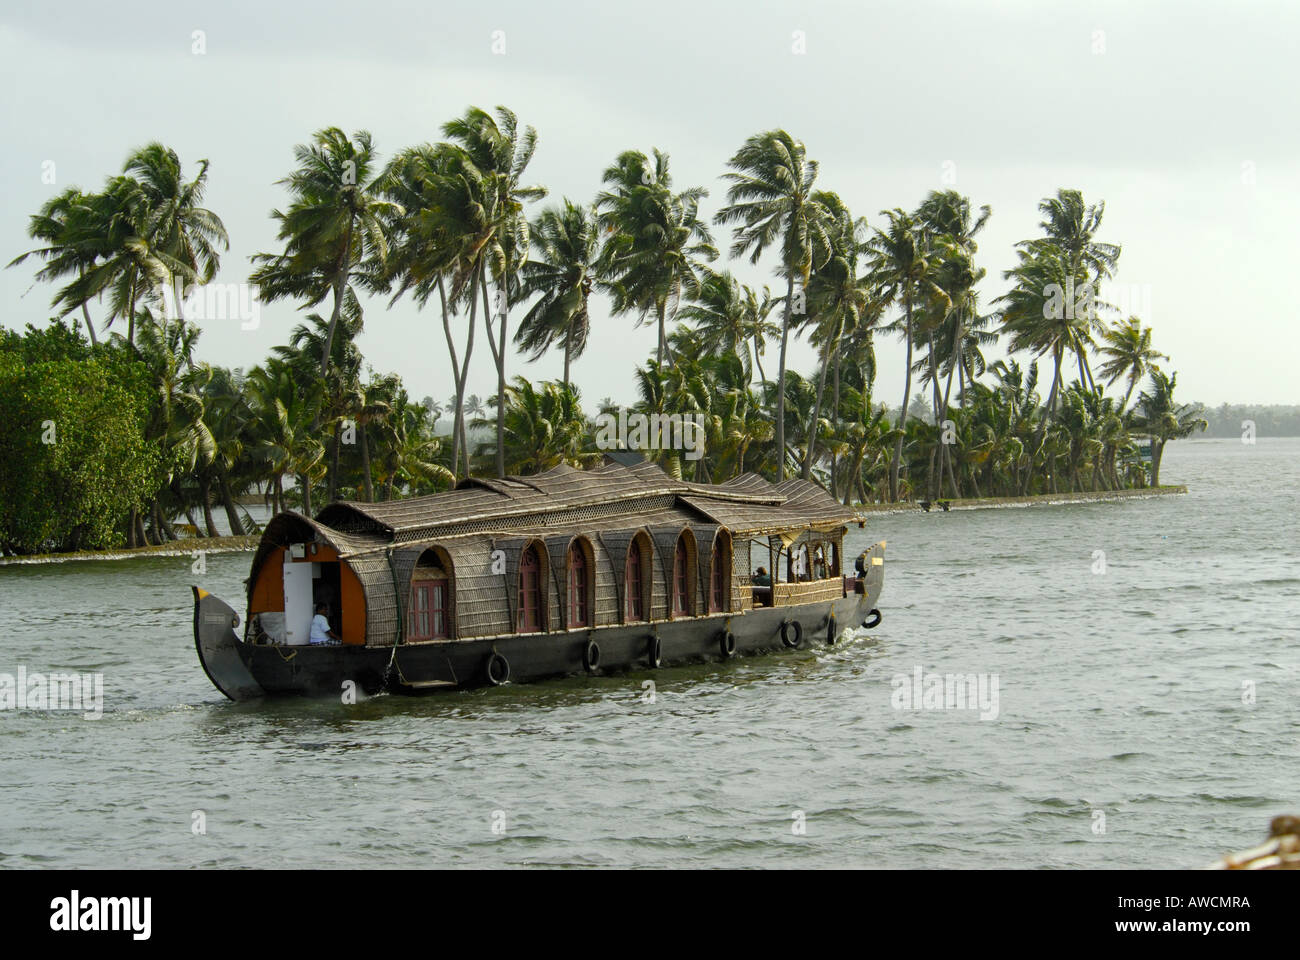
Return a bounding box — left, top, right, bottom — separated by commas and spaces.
193, 544, 886, 702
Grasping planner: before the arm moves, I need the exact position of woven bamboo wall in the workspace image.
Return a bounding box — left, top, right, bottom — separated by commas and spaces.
350, 553, 397, 646
441, 536, 509, 638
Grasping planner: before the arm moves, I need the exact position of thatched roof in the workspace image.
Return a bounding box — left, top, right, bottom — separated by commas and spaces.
312, 460, 849, 544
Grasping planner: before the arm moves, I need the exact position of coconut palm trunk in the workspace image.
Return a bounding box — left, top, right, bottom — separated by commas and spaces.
198, 476, 219, 537
1025, 347, 1063, 494
360, 423, 374, 502
888, 294, 914, 502
801, 336, 835, 481
218, 474, 244, 535
319, 220, 354, 379
774, 275, 794, 481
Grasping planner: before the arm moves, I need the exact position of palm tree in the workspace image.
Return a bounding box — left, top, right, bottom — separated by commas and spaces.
1098, 316, 1167, 412
471, 377, 592, 475
714, 130, 830, 481
371, 389, 453, 499
866, 208, 946, 501
515, 199, 598, 390
679, 268, 774, 383
443, 106, 547, 479
1018, 189, 1121, 391
124, 143, 229, 322
802, 192, 870, 480
250, 128, 397, 380
273, 308, 364, 502
65, 177, 173, 345
381, 142, 483, 481
916, 191, 991, 496
9, 188, 105, 345
14, 149, 224, 349
198, 367, 251, 534
133, 309, 215, 542
245, 359, 326, 515
596, 148, 717, 368
1131, 371, 1206, 486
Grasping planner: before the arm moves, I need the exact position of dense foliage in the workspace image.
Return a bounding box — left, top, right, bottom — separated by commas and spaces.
3, 115, 1217, 555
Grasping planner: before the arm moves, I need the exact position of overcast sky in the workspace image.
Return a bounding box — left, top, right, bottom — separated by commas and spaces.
2, 0, 1296, 409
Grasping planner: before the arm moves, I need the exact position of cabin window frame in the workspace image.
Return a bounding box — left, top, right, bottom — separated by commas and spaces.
408, 574, 449, 641
624, 533, 650, 624
566, 538, 593, 629
671, 531, 697, 618
517, 543, 546, 633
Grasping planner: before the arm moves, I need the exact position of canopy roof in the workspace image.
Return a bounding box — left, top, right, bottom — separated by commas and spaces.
311, 460, 854, 545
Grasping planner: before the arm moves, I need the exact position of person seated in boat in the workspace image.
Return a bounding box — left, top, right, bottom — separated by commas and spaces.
309, 602, 343, 646
813, 548, 827, 580
752, 566, 771, 587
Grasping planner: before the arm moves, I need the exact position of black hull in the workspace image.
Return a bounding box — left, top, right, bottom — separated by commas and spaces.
193, 546, 886, 702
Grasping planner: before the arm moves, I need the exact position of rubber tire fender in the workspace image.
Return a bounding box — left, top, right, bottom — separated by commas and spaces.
863, 608, 883, 629
486, 652, 510, 686
648, 635, 662, 668
583, 638, 601, 672
719, 630, 736, 658
781, 620, 802, 648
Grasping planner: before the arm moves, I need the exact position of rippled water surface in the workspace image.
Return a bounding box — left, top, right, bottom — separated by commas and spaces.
1, 438, 1297, 868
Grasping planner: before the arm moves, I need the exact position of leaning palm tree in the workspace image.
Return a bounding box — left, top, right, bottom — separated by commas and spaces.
250, 128, 398, 379
515, 199, 598, 390
714, 130, 830, 481
9, 188, 105, 345
124, 143, 229, 322
596, 148, 718, 369
1097, 316, 1167, 412
1131, 370, 1206, 487
61, 176, 172, 345
1019, 188, 1121, 392
996, 242, 1097, 490
865, 208, 946, 501
678, 268, 772, 383
802, 192, 871, 481
443, 106, 547, 479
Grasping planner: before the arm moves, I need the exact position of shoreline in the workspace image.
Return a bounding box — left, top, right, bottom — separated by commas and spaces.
0, 534, 260, 566
0, 486, 1188, 565
853, 485, 1188, 515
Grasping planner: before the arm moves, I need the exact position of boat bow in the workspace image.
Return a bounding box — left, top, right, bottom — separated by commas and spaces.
192, 586, 265, 701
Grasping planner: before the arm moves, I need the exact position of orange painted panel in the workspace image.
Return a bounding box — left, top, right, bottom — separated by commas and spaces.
340, 563, 366, 645
249, 546, 286, 612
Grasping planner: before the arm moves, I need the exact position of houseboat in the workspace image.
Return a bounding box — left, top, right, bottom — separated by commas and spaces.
191, 458, 886, 701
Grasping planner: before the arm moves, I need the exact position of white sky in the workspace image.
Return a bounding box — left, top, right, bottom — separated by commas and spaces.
2, 0, 1296, 408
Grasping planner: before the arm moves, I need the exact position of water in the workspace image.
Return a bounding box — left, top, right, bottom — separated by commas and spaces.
1, 438, 1296, 868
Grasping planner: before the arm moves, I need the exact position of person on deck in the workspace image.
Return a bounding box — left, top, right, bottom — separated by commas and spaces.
752, 566, 771, 587
309, 603, 343, 646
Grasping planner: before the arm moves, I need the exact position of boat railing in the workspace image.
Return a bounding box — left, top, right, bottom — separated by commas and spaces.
771, 579, 844, 605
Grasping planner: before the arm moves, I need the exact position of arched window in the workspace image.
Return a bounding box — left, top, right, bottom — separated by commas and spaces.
409, 569, 449, 640
625, 537, 646, 622
518, 545, 543, 632
672, 535, 690, 617
567, 541, 588, 628
709, 539, 727, 613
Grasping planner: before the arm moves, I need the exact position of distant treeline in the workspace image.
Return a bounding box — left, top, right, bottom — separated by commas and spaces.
1194, 405, 1300, 439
